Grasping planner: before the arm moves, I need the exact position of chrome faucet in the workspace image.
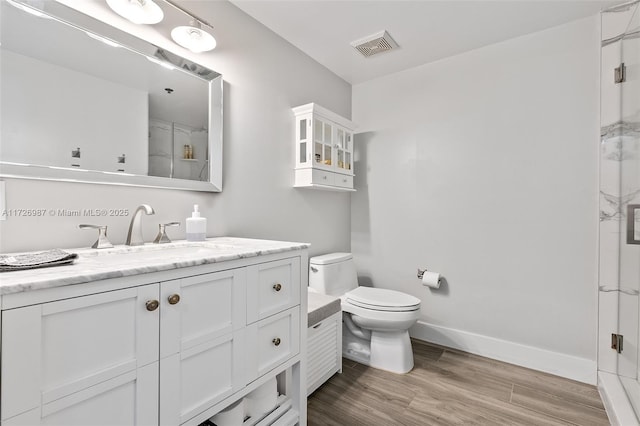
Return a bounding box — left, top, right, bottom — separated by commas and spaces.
79, 224, 113, 249
126, 204, 155, 246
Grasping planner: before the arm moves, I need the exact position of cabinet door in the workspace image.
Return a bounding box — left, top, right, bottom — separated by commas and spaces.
159, 269, 247, 425
3, 363, 158, 426
1, 284, 159, 423
335, 126, 353, 175
313, 118, 334, 169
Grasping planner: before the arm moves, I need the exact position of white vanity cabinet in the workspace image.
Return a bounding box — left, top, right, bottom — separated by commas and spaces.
1, 285, 160, 426
293, 103, 355, 191
0, 247, 307, 426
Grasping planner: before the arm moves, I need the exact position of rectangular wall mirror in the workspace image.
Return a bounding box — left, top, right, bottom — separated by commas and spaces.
0, 0, 223, 192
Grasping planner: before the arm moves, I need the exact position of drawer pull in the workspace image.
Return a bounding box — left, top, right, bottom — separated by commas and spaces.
323, 176, 327, 180
312, 323, 322, 329
145, 300, 159, 312
273, 283, 282, 292
168, 294, 181, 305
272, 337, 281, 346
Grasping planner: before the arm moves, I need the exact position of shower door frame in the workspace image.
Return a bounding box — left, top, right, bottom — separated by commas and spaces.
598, 1, 640, 424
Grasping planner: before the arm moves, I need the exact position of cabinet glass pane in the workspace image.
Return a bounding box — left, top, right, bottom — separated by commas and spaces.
346, 134, 352, 152
323, 145, 331, 165
323, 123, 332, 143
338, 150, 344, 169
314, 142, 322, 163
345, 152, 351, 170
300, 142, 306, 163
300, 119, 307, 140
314, 119, 322, 141
337, 129, 344, 148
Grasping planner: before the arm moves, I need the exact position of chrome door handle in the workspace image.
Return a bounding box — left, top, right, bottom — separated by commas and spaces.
627, 204, 640, 245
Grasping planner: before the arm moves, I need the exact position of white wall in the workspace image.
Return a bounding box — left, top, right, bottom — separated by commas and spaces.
0, 0, 352, 256
351, 16, 600, 383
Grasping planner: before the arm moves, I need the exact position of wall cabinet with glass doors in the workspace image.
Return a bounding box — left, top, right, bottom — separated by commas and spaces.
293, 103, 355, 191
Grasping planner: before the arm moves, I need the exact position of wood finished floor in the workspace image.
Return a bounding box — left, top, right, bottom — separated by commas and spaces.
307, 339, 610, 426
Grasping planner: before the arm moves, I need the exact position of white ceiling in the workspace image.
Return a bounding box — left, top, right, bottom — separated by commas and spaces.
230, 0, 625, 84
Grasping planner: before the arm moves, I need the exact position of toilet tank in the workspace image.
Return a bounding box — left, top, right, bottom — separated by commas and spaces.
309, 253, 358, 297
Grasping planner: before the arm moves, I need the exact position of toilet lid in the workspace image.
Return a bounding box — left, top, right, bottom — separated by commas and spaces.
345, 287, 421, 312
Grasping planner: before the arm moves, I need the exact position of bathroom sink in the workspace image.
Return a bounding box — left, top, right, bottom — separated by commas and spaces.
79, 242, 237, 265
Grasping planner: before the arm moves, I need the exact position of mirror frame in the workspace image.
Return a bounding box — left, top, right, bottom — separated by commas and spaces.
0, 0, 223, 192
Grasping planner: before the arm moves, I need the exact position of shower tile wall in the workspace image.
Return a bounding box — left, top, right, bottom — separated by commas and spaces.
598, 4, 640, 379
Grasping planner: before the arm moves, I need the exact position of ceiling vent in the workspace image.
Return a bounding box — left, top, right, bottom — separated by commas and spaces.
351, 30, 398, 58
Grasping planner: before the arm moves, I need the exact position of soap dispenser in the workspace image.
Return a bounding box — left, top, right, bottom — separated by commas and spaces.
186, 204, 206, 241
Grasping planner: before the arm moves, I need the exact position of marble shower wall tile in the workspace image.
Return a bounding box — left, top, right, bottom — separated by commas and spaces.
601, 5, 637, 41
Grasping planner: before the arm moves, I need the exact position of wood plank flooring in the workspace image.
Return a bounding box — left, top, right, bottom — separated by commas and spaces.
307, 339, 610, 426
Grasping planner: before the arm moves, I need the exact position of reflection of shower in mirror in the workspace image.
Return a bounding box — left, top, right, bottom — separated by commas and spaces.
148, 119, 209, 182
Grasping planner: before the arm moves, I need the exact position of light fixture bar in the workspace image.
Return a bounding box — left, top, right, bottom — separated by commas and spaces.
160, 0, 214, 30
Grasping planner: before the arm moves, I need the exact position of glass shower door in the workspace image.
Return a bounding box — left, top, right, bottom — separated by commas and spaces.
600, 2, 640, 421
619, 1, 640, 416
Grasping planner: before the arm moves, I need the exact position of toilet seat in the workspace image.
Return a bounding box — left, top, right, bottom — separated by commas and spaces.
345, 287, 420, 312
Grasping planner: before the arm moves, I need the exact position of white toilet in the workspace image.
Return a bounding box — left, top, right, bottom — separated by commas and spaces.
309, 253, 421, 374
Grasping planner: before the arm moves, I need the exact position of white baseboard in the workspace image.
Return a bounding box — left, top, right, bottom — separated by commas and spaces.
410, 320, 597, 385
598, 371, 639, 425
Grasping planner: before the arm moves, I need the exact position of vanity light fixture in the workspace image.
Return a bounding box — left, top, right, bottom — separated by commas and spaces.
170, 19, 216, 53
104, 0, 217, 53
161, 0, 217, 53
106, 0, 164, 25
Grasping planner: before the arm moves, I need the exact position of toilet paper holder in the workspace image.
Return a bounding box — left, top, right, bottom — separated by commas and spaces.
417, 268, 428, 279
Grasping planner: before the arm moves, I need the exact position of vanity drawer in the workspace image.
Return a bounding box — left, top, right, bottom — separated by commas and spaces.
312, 169, 334, 186
246, 307, 300, 382
333, 174, 353, 188
247, 257, 300, 323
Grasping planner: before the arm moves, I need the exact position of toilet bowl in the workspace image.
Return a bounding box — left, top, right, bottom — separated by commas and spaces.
309, 253, 421, 374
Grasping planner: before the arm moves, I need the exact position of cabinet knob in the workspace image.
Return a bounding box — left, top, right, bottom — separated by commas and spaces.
168, 294, 181, 305
273, 283, 282, 292
323, 176, 327, 180
146, 300, 159, 312
272, 337, 281, 346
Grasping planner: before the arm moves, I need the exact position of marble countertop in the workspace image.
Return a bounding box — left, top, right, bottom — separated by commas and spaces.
0, 237, 310, 295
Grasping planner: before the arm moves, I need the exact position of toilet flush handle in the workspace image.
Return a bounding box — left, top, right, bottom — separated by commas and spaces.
310, 266, 318, 272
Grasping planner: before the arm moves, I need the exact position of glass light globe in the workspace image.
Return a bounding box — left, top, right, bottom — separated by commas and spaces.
106, 0, 164, 25
171, 25, 217, 53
